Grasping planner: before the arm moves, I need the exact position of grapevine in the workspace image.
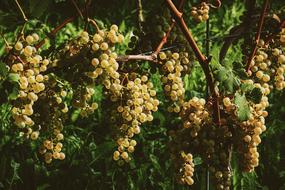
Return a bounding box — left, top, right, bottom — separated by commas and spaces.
0, 0, 284, 189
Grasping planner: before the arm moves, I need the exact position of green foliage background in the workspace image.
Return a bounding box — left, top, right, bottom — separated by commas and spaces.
0, 0, 284, 189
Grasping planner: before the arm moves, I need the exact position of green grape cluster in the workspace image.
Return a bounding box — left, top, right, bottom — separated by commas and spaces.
191, 2, 210, 23
158, 51, 192, 112
9, 33, 49, 138
112, 74, 159, 163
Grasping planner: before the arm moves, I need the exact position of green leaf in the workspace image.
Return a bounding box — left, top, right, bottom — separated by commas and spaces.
119, 20, 126, 32
234, 92, 250, 121
216, 67, 228, 82
214, 65, 240, 93
149, 154, 161, 173
7, 73, 19, 83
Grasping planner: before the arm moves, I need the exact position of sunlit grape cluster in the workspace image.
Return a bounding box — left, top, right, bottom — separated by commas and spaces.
158, 51, 192, 113
249, 32, 285, 91
112, 75, 159, 163
86, 26, 123, 80
9, 33, 49, 138
178, 152, 195, 186
191, 2, 210, 23
180, 97, 209, 137
239, 88, 268, 171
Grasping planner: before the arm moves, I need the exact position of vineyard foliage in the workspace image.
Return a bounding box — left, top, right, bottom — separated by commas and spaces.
0, 0, 285, 190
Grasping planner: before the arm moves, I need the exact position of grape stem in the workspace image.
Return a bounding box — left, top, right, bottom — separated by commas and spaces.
165, 0, 221, 125
208, 0, 222, 9
245, 0, 269, 72
87, 18, 100, 32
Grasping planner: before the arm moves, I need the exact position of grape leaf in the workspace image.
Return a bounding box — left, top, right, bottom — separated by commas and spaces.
7, 73, 19, 83
234, 92, 250, 121
215, 66, 240, 93
240, 82, 254, 93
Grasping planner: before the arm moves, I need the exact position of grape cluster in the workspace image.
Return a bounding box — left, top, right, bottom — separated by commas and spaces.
191, 2, 210, 23
180, 97, 209, 136
72, 86, 98, 117
9, 33, 49, 138
249, 31, 285, 91
112, 74, 159, 163
221, 80, 268, 172
236, 87, 268, 171
34, 76, 70, 163
58, 25, 124, 117
169, 97, 212, 186
158, 51, 192, 112
178, 152, 195, 186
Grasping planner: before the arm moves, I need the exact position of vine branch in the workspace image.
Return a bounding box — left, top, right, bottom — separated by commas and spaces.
245, 0, 269, 72
165, 0, 221, 125
116, 54, 157, 62
35, 17, 75, 49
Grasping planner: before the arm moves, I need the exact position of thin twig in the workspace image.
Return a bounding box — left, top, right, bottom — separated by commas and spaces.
15, 0, 28, 21
70, 0, 84, 19
245, 0, 269, 72
35, 17, 75, 49
12, 55, 26, 65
